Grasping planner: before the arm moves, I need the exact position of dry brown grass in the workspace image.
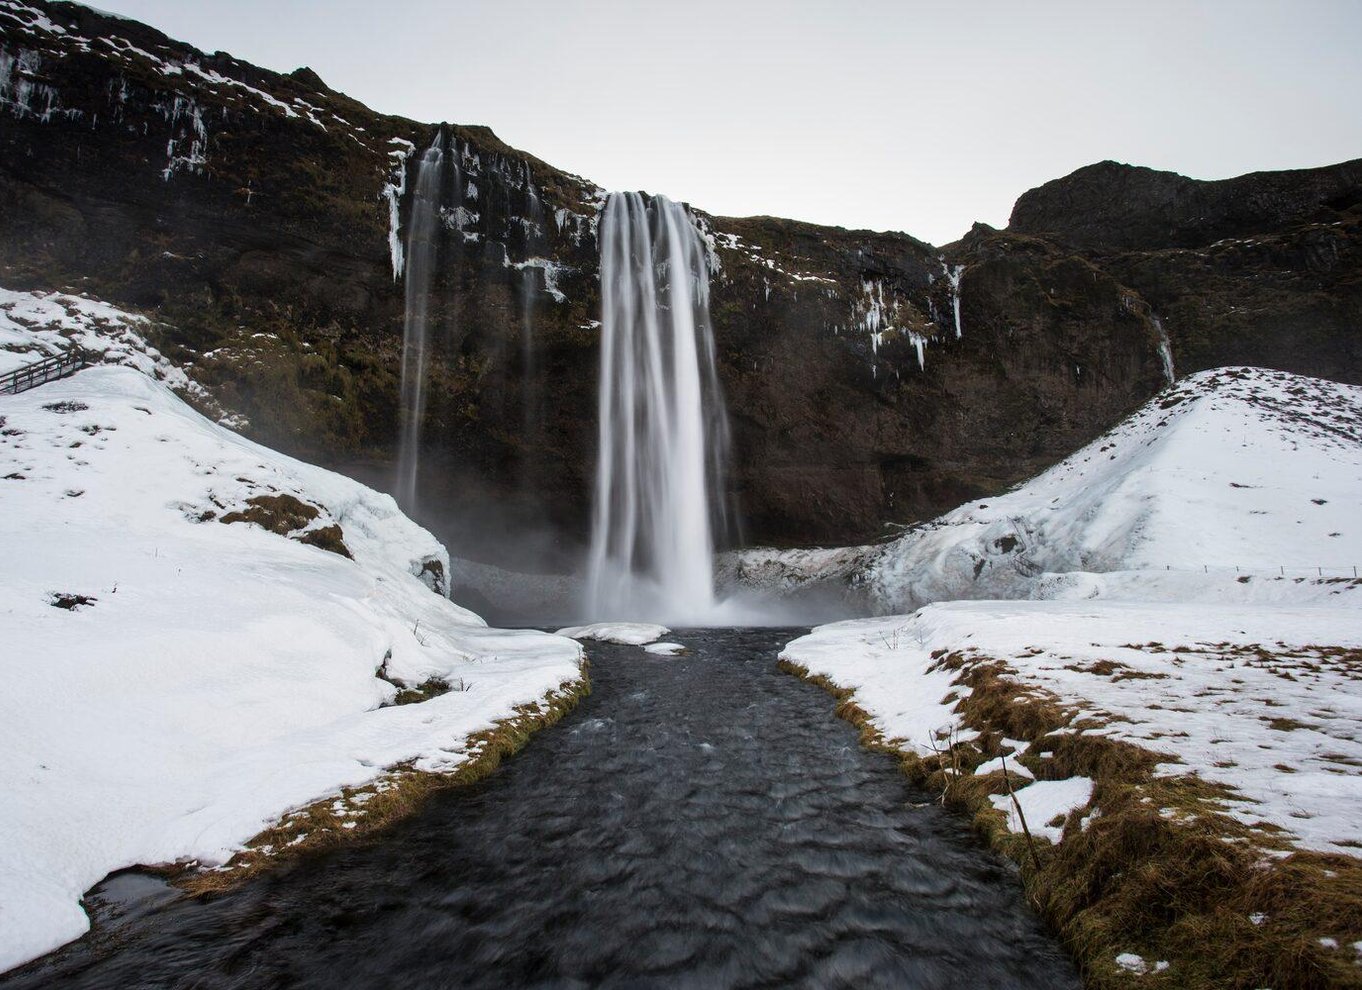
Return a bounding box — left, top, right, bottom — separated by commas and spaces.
784, 650, 1362, 989
219, 493, 353, 558
944, 654, 1071, 742
174, 664, 590, 895
776, 659, 897, 755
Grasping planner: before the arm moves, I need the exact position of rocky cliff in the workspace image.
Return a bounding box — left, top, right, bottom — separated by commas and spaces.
1008, 159, 1362, 386
2, 0, 1356, 569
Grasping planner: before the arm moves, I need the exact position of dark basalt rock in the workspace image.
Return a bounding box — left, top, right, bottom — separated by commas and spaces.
1008, 160, 1362, 385
1, 0, 1356, 563
1009, 158, 1362, 252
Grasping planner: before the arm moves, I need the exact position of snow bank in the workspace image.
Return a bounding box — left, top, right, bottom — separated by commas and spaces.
554, 622, 669, 646
865, 367, 1362, 612
0, 366, 583, 973
778, 362, 1362, 913
782, 600, 1362, 855
716, 544, 875, 615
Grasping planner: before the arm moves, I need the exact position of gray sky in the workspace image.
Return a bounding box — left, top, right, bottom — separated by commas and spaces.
93, 0, 1362, 245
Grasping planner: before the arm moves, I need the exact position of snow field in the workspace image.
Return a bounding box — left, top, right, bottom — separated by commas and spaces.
783, 601, 1362, 854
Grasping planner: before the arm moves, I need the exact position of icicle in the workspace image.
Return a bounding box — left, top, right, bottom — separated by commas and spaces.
943, 261, 965, 339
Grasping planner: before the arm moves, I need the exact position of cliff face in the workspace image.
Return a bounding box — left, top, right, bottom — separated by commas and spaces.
1008, 159, 1362, 384
1010, 158, 1362, 253
2, 0, 1353, 565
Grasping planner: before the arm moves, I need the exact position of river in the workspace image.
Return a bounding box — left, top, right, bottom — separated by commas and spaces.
3, 628, 1078, 989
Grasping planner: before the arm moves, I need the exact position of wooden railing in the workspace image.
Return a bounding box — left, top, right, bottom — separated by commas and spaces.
0, 349, 89, 396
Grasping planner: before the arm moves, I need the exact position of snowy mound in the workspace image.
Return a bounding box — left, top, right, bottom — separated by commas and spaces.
867, 368, 1362, 611
554, 622, 670, 646
643, 642, 687, 656
0, 367, 583, 972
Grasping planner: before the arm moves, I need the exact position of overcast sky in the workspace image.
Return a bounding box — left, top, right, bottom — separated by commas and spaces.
92, 0, 1362, 245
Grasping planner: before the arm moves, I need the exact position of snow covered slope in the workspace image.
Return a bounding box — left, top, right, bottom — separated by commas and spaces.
0, 366, 583, 972
865, 367, 1362, 612
1, 284, 192, 389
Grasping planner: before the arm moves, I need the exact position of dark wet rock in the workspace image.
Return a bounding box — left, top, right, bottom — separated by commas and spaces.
1006, 160, 1362, 386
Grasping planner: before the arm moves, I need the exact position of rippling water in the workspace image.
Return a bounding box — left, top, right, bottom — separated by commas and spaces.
4, 628, 1079, 989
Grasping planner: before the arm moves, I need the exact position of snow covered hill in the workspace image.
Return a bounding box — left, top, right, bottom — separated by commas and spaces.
0, 360, 583, 972
862, 366, 1362, 611
778, 367, 1362, 981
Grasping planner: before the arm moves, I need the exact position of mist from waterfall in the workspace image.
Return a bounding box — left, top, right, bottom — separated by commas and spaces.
395, 138, 446, 513
586, 192, 735, 622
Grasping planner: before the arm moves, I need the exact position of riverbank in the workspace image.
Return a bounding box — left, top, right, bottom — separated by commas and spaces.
782, 604, 1362, 989
0, 364, 586, 973
179, 665, 590, 894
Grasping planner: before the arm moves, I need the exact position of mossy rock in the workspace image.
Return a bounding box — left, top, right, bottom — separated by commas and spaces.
220, 493, 352, 558
221, 493, 319, 534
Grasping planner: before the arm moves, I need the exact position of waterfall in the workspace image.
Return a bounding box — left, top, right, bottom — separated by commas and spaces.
519, 168, 546, 484
395, 138, 446, 513
586, 192, 734, 621
1152, 315, 1176, 385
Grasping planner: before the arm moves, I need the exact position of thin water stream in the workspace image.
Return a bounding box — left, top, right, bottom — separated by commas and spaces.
3, 629, 1079, 989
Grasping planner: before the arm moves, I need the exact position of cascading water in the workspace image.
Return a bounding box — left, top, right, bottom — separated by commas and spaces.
395, 138, 447, 513
586, 192, 734, 622
1152, 314, 1177, 385
518, 169, 546, 488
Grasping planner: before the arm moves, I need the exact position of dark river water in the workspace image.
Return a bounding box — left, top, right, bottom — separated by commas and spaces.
4, 628, 1079, 989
